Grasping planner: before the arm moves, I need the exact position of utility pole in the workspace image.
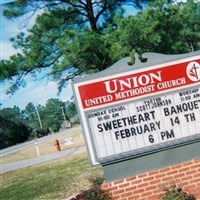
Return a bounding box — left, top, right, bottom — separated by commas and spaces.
35, 104, 43, 128
61, 106, 68, 128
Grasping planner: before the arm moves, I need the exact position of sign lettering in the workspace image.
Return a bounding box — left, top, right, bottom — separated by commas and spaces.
78, 59, 200, 109
73, 53, 200, 165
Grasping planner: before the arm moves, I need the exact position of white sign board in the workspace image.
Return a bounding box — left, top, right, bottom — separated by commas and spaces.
64, 138, 73, 146
73, 52, 200, 165
87, 87, 200, 163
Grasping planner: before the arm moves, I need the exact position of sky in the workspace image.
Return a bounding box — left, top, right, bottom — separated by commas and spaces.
0, 0, 145, 110
0, 0, 195, 109
0, 1, 73, 109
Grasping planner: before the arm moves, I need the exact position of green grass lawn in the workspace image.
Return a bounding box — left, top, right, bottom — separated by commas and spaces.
0, 153, 103, 200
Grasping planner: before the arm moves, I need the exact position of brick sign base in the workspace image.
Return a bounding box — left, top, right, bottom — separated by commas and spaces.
102, 158, 200, 200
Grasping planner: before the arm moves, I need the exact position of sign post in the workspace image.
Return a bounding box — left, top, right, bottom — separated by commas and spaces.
72, 51, 200, 166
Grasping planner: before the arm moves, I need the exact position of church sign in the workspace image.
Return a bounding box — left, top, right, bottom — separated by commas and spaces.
72, 51, 200, 165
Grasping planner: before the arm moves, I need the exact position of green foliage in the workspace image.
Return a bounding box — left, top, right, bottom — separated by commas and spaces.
42, 98, 66, 131
0, 98, 78, 148
88, 175, 105, 187
77, 187, 110, 200
23, 99, 77, 132
0, 106, 32, 149
76, 175, 110, 200
161, 185, 196, 200
65, 101, 78, 119
1, 0, 200, 94
115, 0, 200, 55
23, 102, 40, 128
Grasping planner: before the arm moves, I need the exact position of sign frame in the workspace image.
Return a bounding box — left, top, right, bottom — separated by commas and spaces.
72, 51, 200, 166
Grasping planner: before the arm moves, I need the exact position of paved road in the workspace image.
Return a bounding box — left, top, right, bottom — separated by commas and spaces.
1, 129, 72, 157
1, 140, 39, 157
1, 146, 86, 173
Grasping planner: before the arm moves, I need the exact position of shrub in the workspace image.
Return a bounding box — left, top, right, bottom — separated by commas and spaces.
161, 185, 196, 200
73, 175, 110, 200
77, 187, 110, 200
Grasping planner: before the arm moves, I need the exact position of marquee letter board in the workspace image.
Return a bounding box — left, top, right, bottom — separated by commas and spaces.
72, 51, 200, 166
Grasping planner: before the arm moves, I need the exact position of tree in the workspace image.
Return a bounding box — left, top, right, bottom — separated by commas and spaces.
0, 0, 151, 94
23, 102, 38, 128
22, 102, 45, 129
42, 98, 68, 131
65, 101, 78, 119
0, 106, 32, 149
114, 0, 200, 58
0, 0, 199, 95
22, 99, 77, 132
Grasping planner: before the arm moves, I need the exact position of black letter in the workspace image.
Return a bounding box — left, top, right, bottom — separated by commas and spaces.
97, 124, 103, 132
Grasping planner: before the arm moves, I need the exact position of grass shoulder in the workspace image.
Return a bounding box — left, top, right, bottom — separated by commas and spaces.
0, 153, 103, 200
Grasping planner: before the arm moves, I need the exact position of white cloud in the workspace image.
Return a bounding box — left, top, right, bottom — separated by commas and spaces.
1, 80, 73, 109
26, 81, 69, 104
0, 4, 73, 109
173, 0, 200, 2
174, 0, 187, 2
0, 0, 16, 5
1, 41, 21, 59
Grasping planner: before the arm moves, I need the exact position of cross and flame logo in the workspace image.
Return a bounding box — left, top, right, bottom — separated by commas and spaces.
186, 62, 200, 82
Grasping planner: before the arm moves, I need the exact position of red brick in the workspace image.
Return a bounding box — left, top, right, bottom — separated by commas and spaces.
136, 197, 146, 200
145, 185, 157, 191
159, 167, 171, 173
183, 184, 197, 192
174, 172, 185, 179
190, 178, 200, 184
155, 173, 166, 179
137, 182, 149, 189
126, 176, 137, 182
113, 188, 125, 195
181, 181, 189, 187
185, 169, 197, 175
132, 188, 145, 195
120, 198, 128, 200
152, 188, 163, 195
111, 195, 121, 200
167, 169, 178, 176
171, 164, 182, 170
148, 194, 160, 200
149, 179, 161, 185
119, 183, 130, 189
190, 163, 200, 169
128, 194, 140, 200
137, 173, 148, 179
162, 176, 173, 182
140, 191, 153, 197
130, 179, 142, 185
114, 179, 125, 185
103, 159, 200, 200
182, 161, 194, 167
148, 170, 159, 176
121, 191, 133, 198
194, 159, 200, 163
181, 175, 193, 182
143, 176, 155, 182
178, 166, 189, 173
192, 172, 200, 178
125, 185, 137, 192
106, 186, 118, 191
